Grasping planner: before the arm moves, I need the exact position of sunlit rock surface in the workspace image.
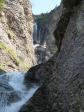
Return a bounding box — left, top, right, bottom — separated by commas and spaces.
0, 0, 36, 72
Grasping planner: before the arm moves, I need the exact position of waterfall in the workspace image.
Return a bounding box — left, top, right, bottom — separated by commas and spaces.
0, 72, 39, 112
33, 23, 38, 44
33, 22, 42, 45
33, 22, 48, 64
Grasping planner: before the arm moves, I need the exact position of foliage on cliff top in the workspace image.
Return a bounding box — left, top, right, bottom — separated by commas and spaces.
34, 13, 50, 25
0, 0, 5, 10
34, 6, 59, 25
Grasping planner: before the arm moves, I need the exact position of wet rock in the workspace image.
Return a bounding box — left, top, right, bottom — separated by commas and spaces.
0, 75, 20, 105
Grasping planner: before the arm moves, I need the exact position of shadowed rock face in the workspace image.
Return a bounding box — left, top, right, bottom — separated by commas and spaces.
20, 0, 84, 112
63, 0, 80, 8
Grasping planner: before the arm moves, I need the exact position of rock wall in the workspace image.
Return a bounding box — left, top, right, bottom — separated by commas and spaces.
20, 0, 84, 111
0, 0, 36, 72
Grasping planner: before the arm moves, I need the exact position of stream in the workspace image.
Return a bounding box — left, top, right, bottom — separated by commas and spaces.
0, 72, 38, 112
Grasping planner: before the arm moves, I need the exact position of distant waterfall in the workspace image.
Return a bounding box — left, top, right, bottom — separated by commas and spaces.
33, 22, 47, 45
33, 23, 38, 44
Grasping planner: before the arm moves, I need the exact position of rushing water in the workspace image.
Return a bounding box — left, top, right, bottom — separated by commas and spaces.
0, 72, 38, 112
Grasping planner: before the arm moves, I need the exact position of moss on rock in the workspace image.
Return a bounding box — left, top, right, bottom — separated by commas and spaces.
6, 29, 16, 39
0, 41, 20, 65
0, 41, 30, 71
0, 0, 5, 10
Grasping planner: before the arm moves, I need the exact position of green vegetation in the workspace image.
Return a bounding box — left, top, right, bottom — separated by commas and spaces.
51, 46, 58, 54
34, 13, 50, 24
0, 41, 30, 71
34, 8, 56, 24
6, 29, 16, 39
0, 63, 5, 70
22, 63, 30, 71
0, 41, 20, 65
0, 0, 5, 10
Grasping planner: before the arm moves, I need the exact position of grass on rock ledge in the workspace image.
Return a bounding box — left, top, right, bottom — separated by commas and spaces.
0, 0, 5, 10
0, 41, 20, 65
0, 41, 29, 71
0, 63, 5, 70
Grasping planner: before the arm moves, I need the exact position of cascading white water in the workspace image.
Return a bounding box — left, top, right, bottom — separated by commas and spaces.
33, 23, 38, 44
0, 72, 39, 112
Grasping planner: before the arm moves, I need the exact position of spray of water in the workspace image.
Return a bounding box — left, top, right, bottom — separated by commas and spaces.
0, 72, 38, 112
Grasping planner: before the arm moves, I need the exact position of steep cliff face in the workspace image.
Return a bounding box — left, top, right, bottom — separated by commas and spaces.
20, 0, 84, 111
0, 0, 36, 72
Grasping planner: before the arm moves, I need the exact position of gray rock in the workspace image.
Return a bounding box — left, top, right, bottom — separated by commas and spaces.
20, 0, 84, 112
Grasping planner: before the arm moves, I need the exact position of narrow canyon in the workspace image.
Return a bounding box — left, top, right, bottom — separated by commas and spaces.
0, 0, 84, 112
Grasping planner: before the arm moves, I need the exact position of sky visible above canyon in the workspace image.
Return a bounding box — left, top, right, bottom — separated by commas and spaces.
31, 0, 61, 15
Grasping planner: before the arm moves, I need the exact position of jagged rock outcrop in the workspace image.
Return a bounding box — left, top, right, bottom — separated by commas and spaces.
0, 0, 36, 72
20, 0, 84, 111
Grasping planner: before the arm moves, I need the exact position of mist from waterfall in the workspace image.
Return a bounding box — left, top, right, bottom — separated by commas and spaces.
0, 72, 38, 112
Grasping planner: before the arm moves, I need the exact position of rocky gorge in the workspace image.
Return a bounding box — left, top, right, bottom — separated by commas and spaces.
20, 0, 84, 112
0, 0, 84, 112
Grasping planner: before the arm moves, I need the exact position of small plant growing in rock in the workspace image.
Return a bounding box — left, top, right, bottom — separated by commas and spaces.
0, 0, 5, 10
6, 29, 16, 39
